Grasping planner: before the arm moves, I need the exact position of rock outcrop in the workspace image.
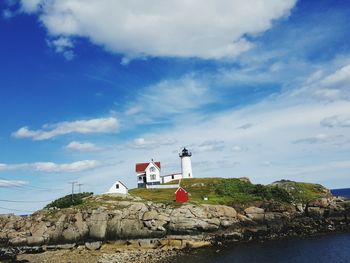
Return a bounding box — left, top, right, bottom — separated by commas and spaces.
1, 195, 350, 260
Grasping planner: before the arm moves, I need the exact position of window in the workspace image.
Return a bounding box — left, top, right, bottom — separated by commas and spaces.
150, 167, 156, 172
150, 174, 156, 180
171, 175, 174, 179
116, 184, 119, 189
138, 176, 143, 181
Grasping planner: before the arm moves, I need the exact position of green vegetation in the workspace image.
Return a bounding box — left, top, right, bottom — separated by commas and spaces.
45, 192, 93, 209
129, 178, 329, 206
45, 178, 331, 211
271, 180, 331, 204
129, 178, 292, 205
214, 179, 292, 203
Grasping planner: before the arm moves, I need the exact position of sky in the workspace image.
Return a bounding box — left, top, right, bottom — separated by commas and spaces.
1, 0, 350, 214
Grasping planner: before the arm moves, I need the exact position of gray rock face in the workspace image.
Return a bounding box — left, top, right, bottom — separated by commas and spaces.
88, 211, 108, 240
26, 236, 45, 246
1, 195, 350, 250
244, 207, 265, 221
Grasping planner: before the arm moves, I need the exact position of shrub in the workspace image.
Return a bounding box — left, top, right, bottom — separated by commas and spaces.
45, 192, 93, 209
214, 179, 292, 203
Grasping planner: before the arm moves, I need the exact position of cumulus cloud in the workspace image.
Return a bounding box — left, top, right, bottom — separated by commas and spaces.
0, 179, 27, 188
12, 117, 118, 140
20, 0, 41, 12
47, 37, 75, 60
18, 0, 296, 60
66, 141, 100, 152
0, 160, 100, 173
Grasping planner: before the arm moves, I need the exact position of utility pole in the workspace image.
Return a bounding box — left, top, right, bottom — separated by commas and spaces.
69, 181, 78, 203
77, 183, 83, 193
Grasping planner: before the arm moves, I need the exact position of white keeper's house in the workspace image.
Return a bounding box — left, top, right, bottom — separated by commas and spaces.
136, 148, 194, 188
106, 180, 128, 194
136, 160, 162, 188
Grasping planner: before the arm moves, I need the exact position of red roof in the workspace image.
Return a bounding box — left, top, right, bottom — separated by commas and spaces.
135, 162, 161, 172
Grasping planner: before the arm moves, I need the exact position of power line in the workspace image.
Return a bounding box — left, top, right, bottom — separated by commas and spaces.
0, 199, 52, 203
69, 181, 78, 202
0, 176, 63, 192
77, 183, 83, 193
0, 205, 35, 214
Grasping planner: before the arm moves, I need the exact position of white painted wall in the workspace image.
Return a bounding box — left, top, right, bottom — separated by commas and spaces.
146, 184, 179, 189
106, 181, 128, 194
181, 156, 193, 178
162, 173, 182, 184
145, 162, 161, 183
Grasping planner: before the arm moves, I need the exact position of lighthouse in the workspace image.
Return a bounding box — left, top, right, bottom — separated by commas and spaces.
179, 147, 193, 179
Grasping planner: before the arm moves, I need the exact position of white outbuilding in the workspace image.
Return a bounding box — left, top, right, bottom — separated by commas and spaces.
106, 180, 128, 194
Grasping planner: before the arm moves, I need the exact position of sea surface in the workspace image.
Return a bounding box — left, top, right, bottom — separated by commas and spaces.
170, 188, 350, 263
331, 188, 350, 199
171, 233, 350, 263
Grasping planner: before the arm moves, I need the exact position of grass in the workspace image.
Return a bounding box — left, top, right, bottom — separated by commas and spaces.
42, 178, 332, 212
129, 178, 282, 206
271, 180, 331, 203
129, 178, 330, 206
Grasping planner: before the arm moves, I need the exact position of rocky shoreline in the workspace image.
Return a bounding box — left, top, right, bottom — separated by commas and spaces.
1, 194, 350, 262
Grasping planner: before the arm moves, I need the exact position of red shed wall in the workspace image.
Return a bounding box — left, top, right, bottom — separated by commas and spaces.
175, 189, 189, 202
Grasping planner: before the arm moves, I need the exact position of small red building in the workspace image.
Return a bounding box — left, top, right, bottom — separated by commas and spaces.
175, 187, 189, 202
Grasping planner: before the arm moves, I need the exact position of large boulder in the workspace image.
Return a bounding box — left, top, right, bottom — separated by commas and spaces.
88, 210, 108, 240
244, 207, 265, 221
85, 241, 102, 250
307, 206, 324, 218
142, 210, 159, 221
26, 236, 45, 246
202, 205, 237, 218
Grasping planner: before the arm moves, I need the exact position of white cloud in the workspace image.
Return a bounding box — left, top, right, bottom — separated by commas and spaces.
12, 117, 119, 140
0, 179, 27, 188
321, 115, 350, 128
191, 140, 225, 153
0, 160, 100, 173
330, 160, 350, 169
2, 9, 14, 19
66, 141, 100, 152
292, 133, 343, 144
124, 106, 141, 116
301, 64, 350, 101
232, 146, 244, 152
125, 75, 213, 121
321, 64, 350, 89
47, 37, 75, 60
20, 0, 41, 13
131, 137, 177, 149
19, 0, 296, 60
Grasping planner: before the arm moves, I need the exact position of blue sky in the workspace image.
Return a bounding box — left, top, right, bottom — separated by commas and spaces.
1, 0, 350, 214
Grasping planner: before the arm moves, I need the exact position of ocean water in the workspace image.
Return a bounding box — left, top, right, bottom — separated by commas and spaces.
171, 233, 350, 263
331, 188, 350, 199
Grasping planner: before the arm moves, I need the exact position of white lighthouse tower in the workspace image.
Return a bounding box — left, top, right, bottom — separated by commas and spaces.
179, 147, 193, 179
